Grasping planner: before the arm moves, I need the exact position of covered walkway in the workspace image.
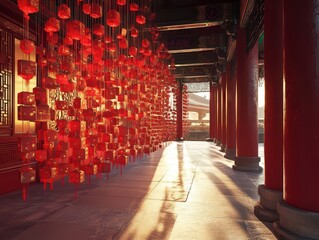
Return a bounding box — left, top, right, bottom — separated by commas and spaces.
0, 141, 275, 240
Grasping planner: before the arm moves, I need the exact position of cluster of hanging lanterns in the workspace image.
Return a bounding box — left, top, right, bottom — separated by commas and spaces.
182, 84, 190, 136
17, 0, 178, 200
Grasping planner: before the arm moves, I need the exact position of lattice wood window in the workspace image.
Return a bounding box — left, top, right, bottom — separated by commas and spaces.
0, 27, 13, 129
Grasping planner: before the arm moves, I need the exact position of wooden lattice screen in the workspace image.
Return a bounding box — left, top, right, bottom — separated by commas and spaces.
0, 26, 13, 135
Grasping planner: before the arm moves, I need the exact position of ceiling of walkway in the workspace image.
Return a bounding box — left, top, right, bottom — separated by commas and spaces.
154, 0, 239, 87
3, 0, 239, 90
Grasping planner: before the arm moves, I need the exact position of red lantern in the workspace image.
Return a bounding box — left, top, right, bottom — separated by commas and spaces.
73, 97, 83, 109
57, 119, 68, 129
86, 88, 97, 96
18, 60, 36, 81
92, 40, 104, 59
118, 155, 128, 166
44, 17, 60, 33
64, 36, 73, 45
36, 46, 46, 55
118, 126, 128, 136
58, 163, 69, 177
105, 150, 114, 161
44, 129, 58, 142
83, 164, 98, 177
90, 3, 102, 18
66, 20, 85, 40
60, 82, 74, 93
69, 168, 84, 183
107, 41, 116, 53
55, 100, 68, 110
86, 146, 95, 157
17, 0, 39, 16
142, 39, 150, 48
136, 15, 146, 25
20, 167, 36, 200
93, 24, 105, 36
143, 48, 152, 56
58, 45, 71, 55
18, 92, 35, 105
33, 87, 47, 103
128, 46, 137, 56
20, 39, 35, 54
72, 148, 87, 161
130, 3, 139, 11
82, 3, 91, 14
118, 38, 128, 49
130, 149, 137, 156
102, 133, 113, 142
21, 151, 36, 161
117, 0, 126, 5
47, 33, 59, 45
21, 150, 36, 161
36, 104, 50, 122
35, 150, 47, 162
86, 135, 98, 146
43, 77, 59, 89
18, 106, 36, 121
104, 35, 112, 43
58, 4, 71, 19
56, 74, 69, 84
18, 136, 37, 152
81, 34, 92, 47
106, 10, 121, 28
100, 160, 111, 174
97, 142, 106, 151
130, 27, 138, 38
39, 167, 58, 190
69, 120, 81, 132
37, 57, 47, 66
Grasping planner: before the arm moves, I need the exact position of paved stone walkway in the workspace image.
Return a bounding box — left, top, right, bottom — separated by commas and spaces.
0, 141, 276, 240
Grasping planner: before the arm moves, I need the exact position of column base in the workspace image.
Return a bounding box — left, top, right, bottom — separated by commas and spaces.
254, 185, 282, 222
233, 156, 262, 172
206, 138, 215, 142
224, 148, 236, 160
273, 200, 319, 240
175, 138, 184, 141
220, 144, 226, 152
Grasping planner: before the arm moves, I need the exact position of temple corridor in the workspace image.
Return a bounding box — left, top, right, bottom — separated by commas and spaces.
0, 141, 275, 240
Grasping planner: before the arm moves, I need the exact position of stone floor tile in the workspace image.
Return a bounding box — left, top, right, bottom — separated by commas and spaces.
168, 217, 251, 240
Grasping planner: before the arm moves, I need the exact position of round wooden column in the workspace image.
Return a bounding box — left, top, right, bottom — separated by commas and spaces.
216, 84, 222, 145
225, 62, 236, 160
208, 82, 217, 141
254, 0, 283, 223
274, 0, 319, 239
233, 26, 261, 172
220, 73, 227, 152
176, 81, 183, 141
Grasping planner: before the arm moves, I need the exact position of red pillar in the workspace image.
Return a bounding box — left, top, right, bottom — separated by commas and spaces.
233, 26, 261, 172
213, 85, 218, 142
216, 83, 222, 145
274, 1, 319, 239
208, 82, 216, 141
220, 73, 227, 152
225, 61, 236, 159
254, 0, 283, 223
176, 81, 183, 140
